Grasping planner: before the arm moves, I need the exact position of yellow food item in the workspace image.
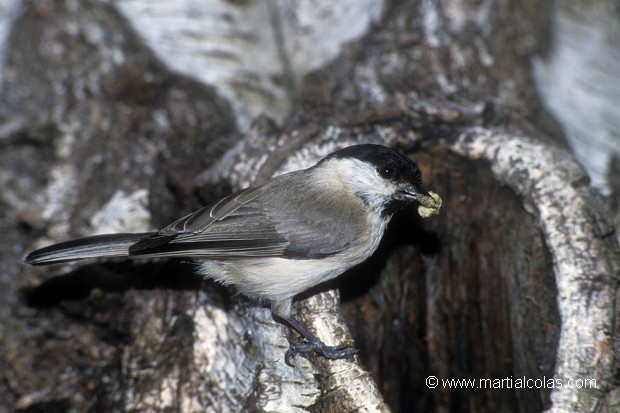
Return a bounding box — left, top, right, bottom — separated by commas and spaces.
416, 191, 442, 218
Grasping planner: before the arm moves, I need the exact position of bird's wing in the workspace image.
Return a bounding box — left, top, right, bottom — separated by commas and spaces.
128, 174, 365, 259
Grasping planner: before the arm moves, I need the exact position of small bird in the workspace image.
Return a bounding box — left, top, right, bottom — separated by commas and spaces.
25, 144, 441, 365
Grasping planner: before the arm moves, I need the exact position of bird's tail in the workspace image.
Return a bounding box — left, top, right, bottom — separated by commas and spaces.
24, 232, 156, 265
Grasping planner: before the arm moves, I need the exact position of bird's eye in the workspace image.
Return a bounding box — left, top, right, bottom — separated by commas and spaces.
379, 167, 393, 179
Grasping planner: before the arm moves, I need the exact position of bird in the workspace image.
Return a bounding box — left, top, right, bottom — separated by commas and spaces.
24, 144, 441, 365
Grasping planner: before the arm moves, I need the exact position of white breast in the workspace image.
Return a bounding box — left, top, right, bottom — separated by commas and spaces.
197, 156, 394, 303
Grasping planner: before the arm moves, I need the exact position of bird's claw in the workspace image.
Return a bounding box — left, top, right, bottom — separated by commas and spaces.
285, 340, 358, 366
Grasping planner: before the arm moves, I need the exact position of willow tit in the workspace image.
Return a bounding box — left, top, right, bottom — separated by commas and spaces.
25, 144, 441, 365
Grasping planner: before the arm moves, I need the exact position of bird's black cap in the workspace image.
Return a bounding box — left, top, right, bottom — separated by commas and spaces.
325, 144, 424, 189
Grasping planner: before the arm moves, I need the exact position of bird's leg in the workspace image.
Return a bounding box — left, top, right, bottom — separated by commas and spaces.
271, 299, 358, 366
281, 314, 359, 365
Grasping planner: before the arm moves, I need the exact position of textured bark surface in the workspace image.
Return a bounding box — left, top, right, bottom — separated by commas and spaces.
1, 1, 618, 413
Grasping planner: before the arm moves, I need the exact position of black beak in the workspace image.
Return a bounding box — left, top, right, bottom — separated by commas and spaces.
395, 183, 430, 203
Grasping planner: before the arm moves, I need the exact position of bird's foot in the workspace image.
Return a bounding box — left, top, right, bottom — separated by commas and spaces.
285, 339, 358, 366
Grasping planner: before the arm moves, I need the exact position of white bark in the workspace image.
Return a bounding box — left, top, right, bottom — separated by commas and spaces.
451, 127, 619, 413
114, 0, 384, 130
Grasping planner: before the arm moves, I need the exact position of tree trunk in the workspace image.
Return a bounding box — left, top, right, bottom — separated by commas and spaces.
1, 1, 618, 412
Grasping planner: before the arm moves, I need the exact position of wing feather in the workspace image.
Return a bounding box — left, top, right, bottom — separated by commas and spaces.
129, 171, 366, 259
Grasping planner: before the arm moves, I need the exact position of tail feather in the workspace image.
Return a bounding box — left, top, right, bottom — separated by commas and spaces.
25, 233, 155, 265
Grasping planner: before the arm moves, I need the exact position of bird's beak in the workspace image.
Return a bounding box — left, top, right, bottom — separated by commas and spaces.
396, 182, 442, 218
395, 183, 430, 204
